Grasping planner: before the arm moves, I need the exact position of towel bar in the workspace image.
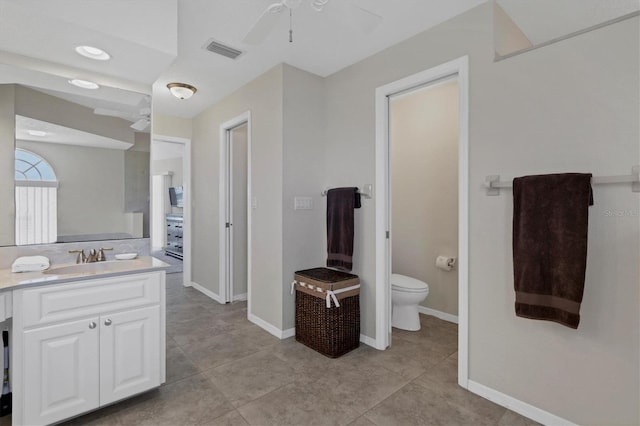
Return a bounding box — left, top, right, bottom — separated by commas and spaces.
485, 166, 640, 196
321, 185, 373, 199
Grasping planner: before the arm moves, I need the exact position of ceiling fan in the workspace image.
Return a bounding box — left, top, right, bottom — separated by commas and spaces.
93, 104, 151, 132
243, 0, 382, 44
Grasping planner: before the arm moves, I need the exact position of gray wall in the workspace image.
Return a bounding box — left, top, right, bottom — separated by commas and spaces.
124, 150, 151, 237
391, 81, 459, 316
282, 64, 326, 329
191, 65, 284, 328
189, 64, 327, 330
152, 157, 183, 186
323, 4, 638, 424
17, 140, 127, 237
0, 85, 15, 246
156, 5, 638, 423
153, 113, 192, 140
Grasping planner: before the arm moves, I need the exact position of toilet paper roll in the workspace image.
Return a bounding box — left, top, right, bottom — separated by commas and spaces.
436, 256, 456, 271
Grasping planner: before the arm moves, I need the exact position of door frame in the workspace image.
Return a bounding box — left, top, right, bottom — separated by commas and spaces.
218, 111, 251, 305
151, 135, 192, 287
374, 56, 469, 388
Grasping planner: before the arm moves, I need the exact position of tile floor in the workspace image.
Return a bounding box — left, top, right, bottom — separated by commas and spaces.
58, 273, 539, 426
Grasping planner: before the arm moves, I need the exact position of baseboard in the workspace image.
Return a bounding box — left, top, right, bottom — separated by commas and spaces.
281, 327, 295, 339
190, 281, 225, 304
232, 293, 248, 302
418, 306, 459, 324
248, 313, 294, 339
359, 334, 379, 348
467, 380, 576, 426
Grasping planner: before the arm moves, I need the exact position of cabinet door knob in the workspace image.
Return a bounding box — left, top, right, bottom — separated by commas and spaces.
89, 322, 97, 329
104, 319, 112, 326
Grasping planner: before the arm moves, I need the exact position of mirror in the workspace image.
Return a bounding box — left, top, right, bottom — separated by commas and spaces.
493, 0, 639, 60
0, 65, 151, 247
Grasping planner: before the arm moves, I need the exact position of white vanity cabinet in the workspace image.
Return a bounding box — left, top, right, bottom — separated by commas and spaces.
11, 271, 165, 426
23, 316, 100, 425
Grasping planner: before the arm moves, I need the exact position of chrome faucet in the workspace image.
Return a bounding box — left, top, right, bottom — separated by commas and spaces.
97, 247, 113, 261
69, 247, 112, 263
86, 249, 100, 263
68, 249, 86, 264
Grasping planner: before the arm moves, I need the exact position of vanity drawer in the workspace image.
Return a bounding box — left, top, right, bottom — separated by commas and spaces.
19, 272, 161, 328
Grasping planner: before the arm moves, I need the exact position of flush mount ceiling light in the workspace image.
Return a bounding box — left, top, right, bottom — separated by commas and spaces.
167, 82, 197, 100
27, 130, 47, 137
68, 79, 100, 90
75, 45, 111, 61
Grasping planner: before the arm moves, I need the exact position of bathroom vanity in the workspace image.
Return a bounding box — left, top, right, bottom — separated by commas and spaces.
0, 257, 167, 426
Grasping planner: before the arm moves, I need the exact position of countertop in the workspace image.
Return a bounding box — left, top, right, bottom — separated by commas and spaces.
0, 256, 169, 291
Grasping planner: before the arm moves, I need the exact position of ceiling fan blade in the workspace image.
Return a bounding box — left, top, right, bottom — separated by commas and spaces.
348, 3, 383, 34
130, 118, 150, 132
93, 108, 134, 121
243, 3, 285, 45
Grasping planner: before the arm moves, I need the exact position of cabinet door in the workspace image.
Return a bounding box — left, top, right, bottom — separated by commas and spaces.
23, 317, 100, 426
100, 305, 161, 405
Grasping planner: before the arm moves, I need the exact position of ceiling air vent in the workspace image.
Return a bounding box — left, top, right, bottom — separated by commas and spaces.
204, 39, 244, 60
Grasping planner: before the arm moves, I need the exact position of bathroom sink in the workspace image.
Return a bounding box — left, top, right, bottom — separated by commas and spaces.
43, 260, 140, 275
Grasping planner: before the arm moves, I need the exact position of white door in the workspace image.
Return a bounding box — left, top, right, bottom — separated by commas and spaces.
99, 306, 160, 405
23, 317, 100, 426
224, 123, 248, 302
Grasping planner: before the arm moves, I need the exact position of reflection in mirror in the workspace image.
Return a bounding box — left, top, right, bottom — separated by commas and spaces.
493, 0, 639, 60
0, 71, 151, 247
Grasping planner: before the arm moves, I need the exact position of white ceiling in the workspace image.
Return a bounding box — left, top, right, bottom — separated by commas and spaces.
0, 0, 177, 86
154, 0, 487, 118
2, 1, 636, 120
0, 0, 487, 119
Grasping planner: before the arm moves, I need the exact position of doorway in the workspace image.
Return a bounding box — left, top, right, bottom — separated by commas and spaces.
219, 112, 251, 305
150, 135, 192, 286
390, 77, 459, 322
375, 56, 469, 388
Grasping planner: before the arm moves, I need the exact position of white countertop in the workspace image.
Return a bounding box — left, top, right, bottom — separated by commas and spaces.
0, 256, 169, 291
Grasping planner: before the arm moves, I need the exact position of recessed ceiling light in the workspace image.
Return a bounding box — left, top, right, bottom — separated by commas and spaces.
27, 130, 47, 137
75, 45, 111, 61
167, 82, 197, 100
68, 79, 100, 90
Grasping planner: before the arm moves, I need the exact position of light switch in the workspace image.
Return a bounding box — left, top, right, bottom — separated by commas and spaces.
294, 197, 313, 210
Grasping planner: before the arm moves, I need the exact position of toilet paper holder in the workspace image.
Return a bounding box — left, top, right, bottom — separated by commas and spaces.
436, 256, 456, 271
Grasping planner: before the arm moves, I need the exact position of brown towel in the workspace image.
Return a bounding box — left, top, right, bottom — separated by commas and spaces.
327, 187, 358, 271
513, 173, 593, 329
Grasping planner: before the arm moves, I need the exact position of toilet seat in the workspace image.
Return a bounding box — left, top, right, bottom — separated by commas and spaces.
391, 273, 428, 293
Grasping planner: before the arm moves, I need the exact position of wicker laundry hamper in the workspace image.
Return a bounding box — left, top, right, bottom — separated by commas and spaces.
292, 267, 360, 358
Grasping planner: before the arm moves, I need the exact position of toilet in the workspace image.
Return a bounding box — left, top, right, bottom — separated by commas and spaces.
391, 273, 429, 331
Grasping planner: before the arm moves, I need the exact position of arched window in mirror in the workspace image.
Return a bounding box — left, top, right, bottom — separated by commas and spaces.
15, 148, 58, 245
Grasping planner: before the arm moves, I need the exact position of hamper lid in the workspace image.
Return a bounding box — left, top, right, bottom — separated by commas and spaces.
295, 267, 358, 283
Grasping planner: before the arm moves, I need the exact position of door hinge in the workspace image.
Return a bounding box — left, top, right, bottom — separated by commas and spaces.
386, 231, 390, 239
226, 222, 231, 228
